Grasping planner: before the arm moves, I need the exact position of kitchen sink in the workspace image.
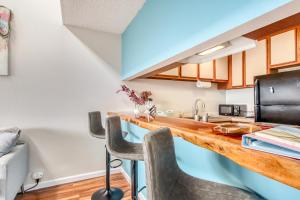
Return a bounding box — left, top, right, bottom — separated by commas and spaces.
180, 115, 232, 123
182, 116, 195, 120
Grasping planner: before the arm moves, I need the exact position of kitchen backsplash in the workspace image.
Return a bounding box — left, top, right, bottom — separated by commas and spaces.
126, 79, 226, 115
226, 88, 254, 112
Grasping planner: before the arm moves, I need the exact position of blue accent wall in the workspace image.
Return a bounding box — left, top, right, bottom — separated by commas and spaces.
121, 120, 300, 200
122, 0, 291, 79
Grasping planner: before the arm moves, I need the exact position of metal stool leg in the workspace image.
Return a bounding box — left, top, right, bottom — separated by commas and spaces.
91, 147, 124, 200
131, 160, 138, 200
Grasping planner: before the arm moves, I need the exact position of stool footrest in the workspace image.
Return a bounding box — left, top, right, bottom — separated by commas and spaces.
109, 159, 123, 168
138, 186, 146, 194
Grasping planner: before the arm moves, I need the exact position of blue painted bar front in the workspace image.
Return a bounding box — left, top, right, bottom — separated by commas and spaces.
121, 120, 300, 200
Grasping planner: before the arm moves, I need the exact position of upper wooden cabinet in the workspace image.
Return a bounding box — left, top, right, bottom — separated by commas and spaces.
152, 25, 300, 90
215, 57, 228, 81
269, 28, 298, 68
231, 52, 244, 87
245, 39, 267, 86
199, 61, 214, 79
158, 67, 179, 77
181, 64, 198, 79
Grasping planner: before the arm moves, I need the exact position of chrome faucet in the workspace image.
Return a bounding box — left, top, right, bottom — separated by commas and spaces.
193, 98, 205, 120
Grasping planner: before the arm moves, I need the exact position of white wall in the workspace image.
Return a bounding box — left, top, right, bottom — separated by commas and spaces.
0, 0, 129, 185
226, 88, 254, 111
0, 0, 226, 186
279, 66, 300, 72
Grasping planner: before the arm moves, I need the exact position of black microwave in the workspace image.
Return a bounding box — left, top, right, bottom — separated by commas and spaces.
219, 104, 247, 116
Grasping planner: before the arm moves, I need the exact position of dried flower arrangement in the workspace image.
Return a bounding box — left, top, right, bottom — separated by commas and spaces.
117, 85, 152, 105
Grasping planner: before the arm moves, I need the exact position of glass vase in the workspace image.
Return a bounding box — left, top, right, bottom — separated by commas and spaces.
133, 103, 144, 118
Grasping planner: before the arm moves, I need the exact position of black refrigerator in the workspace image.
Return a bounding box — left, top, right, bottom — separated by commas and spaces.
254, 70, 300, 125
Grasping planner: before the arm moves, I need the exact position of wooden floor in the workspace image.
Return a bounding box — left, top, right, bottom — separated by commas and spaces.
16, 173, 132, 200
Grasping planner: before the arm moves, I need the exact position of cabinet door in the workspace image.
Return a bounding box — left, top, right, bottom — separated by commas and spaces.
199, 61, 214, 79
270, 29, 296, 66
245, 39, 267, 85
231, 52, 244, 87
215, 57, 228, 80
181, 64, 198, 78
159, 67, 179, 76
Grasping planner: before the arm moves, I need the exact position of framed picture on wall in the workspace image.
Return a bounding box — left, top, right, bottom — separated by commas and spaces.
0, 6, 11, 75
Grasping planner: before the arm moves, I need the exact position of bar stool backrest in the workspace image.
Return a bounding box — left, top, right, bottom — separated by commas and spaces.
143, 128, 180, 200
105, 116, 124, 154
88, 111, 105, 139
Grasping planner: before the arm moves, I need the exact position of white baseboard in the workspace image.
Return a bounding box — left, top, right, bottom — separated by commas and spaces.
120, 167, 147, 200
24, 168, 121, 191
24, 167, 147, 200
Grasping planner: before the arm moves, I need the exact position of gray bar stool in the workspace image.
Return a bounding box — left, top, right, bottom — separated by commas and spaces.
106, 116, 144, 200
143, 128, 263, 200
88, 112, 124, 200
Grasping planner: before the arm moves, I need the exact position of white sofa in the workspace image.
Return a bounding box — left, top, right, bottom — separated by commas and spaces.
0, 143, 28, 200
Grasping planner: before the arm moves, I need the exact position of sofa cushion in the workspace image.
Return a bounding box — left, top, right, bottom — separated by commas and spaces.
0, 127, 20, 157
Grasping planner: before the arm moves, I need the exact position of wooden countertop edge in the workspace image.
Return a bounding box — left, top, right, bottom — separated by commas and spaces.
108, 112, 300, 190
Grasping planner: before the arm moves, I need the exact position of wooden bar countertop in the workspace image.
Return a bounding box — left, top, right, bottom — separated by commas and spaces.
108, 112, 300, 190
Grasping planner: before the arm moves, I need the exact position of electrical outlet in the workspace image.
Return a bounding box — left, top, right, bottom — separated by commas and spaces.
32, 171, 44, 180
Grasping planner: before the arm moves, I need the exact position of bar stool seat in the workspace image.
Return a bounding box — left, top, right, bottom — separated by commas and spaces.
106, 116, 144, 200
108, 141, 144, 161
143, 128, 263, 200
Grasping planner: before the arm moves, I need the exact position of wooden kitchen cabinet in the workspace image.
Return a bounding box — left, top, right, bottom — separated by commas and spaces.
199, 61, 214, 79
181, 63, 198, 79
245, 39, 267, 86
152, 25, 300, 88
215, 57, 228, 81
269, 28, 298, 68
231, 52, 244, 87
158, 67, 179, 77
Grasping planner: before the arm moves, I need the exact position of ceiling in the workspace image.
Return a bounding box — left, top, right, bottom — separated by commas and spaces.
60, 0, 145, 34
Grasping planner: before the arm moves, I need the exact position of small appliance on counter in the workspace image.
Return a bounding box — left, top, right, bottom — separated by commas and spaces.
219, 104, 247, 117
